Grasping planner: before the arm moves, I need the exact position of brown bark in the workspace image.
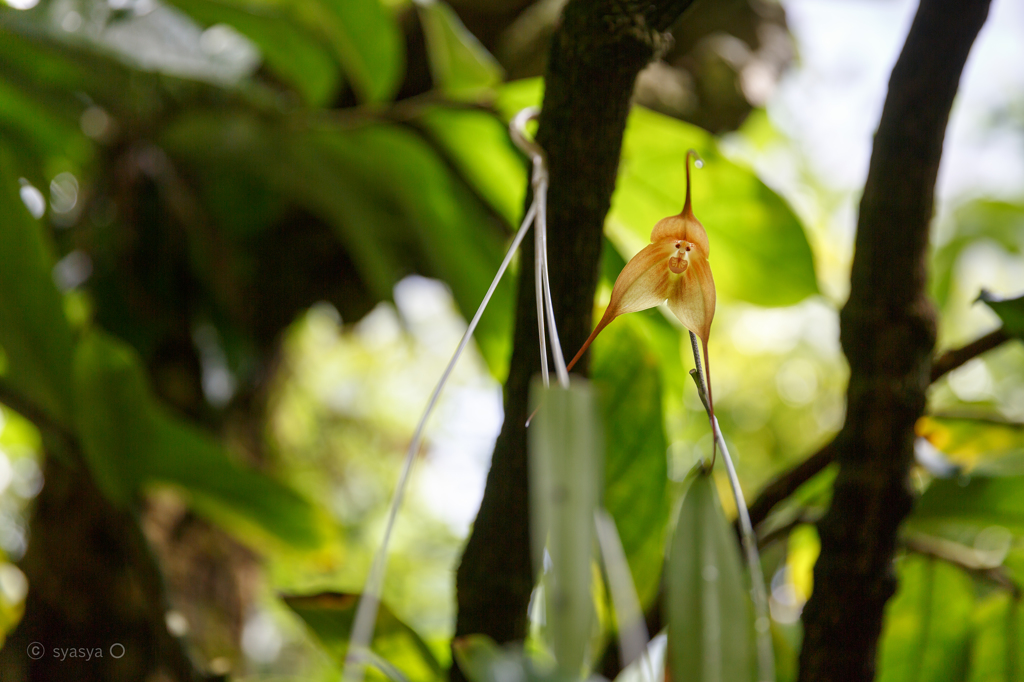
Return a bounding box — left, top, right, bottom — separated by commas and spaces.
798, 1, 991, 680
454, 0, 696, 652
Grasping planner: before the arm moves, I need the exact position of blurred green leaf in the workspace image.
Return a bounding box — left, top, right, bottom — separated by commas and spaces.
967, 593, 1023, 682
667, 468, 755, 682
418, 0, 502, 100
611, 106, 818, 307
980, 291, 1024, 339
73, 330, 326, 547
415, 107, 526, 227
312, 0, 404, 103
590, 318, 671, 605
167, 0, 342, 105
876, 555, 974, 682
931, 201, 1024, 309
528, 379, 602, 677
161, 111, 513, 376
0, 144, 76, 425
917, 416, 1024, 474
283, 592, 443, 682
913, 474, 1024, 533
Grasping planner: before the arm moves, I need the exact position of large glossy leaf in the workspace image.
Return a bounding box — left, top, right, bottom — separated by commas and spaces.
876, 555, 974, 682
167, 0, 342, 105
979, 291, 1024, 339
415, 107, 526, 227
667, 468, 755, 682
967, 593, 1023, 682
610, 106, 818, 307
160, 111, 513, 375
417, 0, 502, 100
590, 318, 671, 604
0, 144, 76, 425
492, 80, 818, 307
283, 592, 443, 682
912, 474, 1024, 533
529, 379, 602, 677
73, 330, 325, 547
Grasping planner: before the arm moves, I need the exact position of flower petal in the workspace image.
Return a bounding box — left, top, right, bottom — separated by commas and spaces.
565, 241, 673, 372
665, 252, 716, 343
607, 241, 675, 317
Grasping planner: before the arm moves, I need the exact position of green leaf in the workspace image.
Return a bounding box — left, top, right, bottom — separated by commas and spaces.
73, 330, 325, 547
283, 592, 443, 682
876, 555, 974, 682
979, 290, 1024, 339
611, 106, 819, 307
0, 143, 76, 425
590, 317, 671, 604
912, 474, 1024, 533
931, 200, 1024, 309
310, 0, 404, 103
667, 468, 755, 682
160, 112, 514, 376
452, 636, 571, 682
529, 379, 602, 677
967, 593, 1023, 682
167, 0, 342, 105
417, 0, 503, 100
415, 107, 527, 227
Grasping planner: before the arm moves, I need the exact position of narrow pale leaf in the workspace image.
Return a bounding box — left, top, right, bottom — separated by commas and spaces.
529, 378, 602, 677
418, 0, 502, 100
667, 469, 755, 682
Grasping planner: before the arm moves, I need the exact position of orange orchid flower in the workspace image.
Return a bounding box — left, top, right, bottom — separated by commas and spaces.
566, 150, 718, 457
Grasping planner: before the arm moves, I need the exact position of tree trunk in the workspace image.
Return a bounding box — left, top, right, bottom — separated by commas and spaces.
798, 1, 991, 680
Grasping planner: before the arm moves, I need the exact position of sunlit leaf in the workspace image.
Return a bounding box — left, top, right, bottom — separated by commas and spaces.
167, 0, 342, 105
876, 555, 974, 682
0, 144, 76, 425
415, 107, 526, 227
967, 593, 1023, 682
667, 468, 755, 682
73, 330, 326, 547
284, 592, 443, 682
979, 290, 1024, 340
491, 80, 818, 307
529, 379, 602, 677
312, 0, 404, 103
417, 0, 502, 100
611, 107, 818, 307
590, 318, 671, 604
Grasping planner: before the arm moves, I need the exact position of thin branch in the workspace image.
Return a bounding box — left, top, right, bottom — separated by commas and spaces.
905, 533, 1022, 599
746, 442, 838, 530
931, 327, 1012, 382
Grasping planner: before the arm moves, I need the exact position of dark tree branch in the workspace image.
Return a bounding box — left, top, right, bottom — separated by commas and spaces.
744, 325, 1014, 531
798, 1, 991, 680
453, 0, 696, 656
931, 327, 1011, 382
747, 440, 838, 531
